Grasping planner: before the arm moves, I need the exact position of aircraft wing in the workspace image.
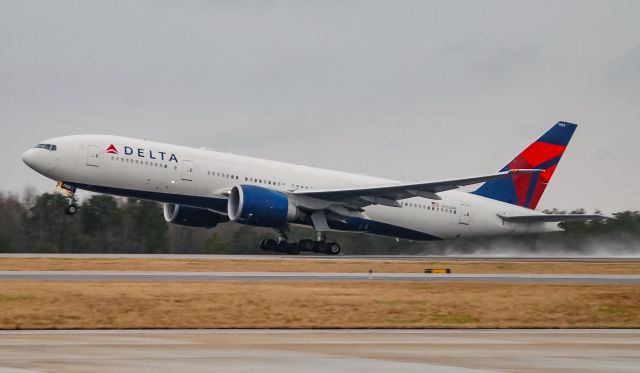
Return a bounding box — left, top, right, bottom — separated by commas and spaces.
291, 169, 542, 207
497, 214, 612, 223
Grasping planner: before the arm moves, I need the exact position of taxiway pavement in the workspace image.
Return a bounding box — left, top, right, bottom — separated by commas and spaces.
0, 329, 638, 373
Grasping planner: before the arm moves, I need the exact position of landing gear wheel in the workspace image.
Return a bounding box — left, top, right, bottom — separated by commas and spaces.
64, 204, 78, 216
260, 239, 271, 252
261, 238, 277, 252
275, 241, 289, 253
299, 239, 315, 252
326, 242, 341, 255
286, 243, 301, 255
315, 241, 328, 254
298, 240, 316, 251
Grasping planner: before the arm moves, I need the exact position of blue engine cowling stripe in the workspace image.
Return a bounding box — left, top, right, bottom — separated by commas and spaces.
236, 185, 289, 228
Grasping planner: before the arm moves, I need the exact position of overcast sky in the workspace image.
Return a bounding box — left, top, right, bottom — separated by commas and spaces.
1, 0, 638, 213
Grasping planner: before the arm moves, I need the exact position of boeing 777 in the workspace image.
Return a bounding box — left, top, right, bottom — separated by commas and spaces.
22, 121, 604, 255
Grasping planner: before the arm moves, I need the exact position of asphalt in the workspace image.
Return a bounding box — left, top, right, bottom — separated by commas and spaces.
0, 329, 638, 373
1, 253, 639, 261
1, 270, 639, 284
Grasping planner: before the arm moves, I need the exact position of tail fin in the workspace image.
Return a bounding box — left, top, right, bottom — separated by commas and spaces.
472, 121, 577, 209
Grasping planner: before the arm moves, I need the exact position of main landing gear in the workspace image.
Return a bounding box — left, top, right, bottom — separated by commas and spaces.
259, 239, 341, 255
57, 181, 78, 216
260, 229, 341, 255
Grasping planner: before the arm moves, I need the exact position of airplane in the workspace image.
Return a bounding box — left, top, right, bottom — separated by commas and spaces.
22, 121, 605, 255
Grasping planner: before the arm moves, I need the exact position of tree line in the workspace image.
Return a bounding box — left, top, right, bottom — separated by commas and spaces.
0, 191, 638, 255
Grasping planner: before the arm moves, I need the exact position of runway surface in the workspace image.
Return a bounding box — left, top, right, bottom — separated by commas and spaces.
0, 329, 638, 373
1, 270, 639, 284
1, 253, 639, 261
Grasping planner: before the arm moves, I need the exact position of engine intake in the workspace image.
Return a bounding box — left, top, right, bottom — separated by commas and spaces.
163, 204, 225, 228
228, 185, 298, 227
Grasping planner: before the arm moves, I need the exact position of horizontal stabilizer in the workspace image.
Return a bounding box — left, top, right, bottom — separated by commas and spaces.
498, 214, 612, 223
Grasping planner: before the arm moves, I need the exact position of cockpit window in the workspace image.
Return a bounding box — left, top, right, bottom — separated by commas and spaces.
35, 144, 57, 151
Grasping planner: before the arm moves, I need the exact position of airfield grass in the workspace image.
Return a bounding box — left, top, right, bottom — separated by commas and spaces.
0, 281, 639, 329
1, 257, 640, 274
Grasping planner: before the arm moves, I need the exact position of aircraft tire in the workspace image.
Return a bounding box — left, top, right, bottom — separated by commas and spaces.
315, 241, 328, 253
64, 204, 78, 216
299, 239, 315, 252
286, 243, 301, 255
262, 238, 277, 252
260, 239, 271, 251
326, 242, 341, 255
275, 241, 289, 253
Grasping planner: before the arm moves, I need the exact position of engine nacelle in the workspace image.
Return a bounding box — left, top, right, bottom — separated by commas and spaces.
163, 204, 225, 228
228, 185, 298, 227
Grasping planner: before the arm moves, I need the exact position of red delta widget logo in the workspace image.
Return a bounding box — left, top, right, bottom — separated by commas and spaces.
105, 144, 178, 162
106, 144, 118, 154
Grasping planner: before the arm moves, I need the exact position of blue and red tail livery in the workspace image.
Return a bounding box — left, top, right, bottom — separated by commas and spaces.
473, 121, 577, 209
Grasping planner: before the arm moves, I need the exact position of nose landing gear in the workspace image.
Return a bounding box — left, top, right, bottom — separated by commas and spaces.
57, 181, 78, 216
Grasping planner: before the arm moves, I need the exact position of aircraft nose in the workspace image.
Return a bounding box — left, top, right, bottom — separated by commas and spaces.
22, 147, 57, 174
22, 149, 36, 168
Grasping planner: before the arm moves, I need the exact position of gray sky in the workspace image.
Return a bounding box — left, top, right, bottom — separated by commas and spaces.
1, 0, 639, 213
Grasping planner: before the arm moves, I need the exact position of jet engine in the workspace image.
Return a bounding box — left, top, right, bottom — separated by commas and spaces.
163, 204, 226, 228
227, 185, 299, 228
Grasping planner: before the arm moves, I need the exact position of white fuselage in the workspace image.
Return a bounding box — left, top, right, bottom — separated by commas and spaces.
22, 135, 560, 241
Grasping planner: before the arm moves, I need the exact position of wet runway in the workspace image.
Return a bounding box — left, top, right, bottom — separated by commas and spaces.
0, 329, 638, 373
1, 270, 639, 284
1, 253, 639, 261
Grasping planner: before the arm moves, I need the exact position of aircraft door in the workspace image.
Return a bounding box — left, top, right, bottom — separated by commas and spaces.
459, 204, 471, 225
86, 145, 100, 167
181, 160, 194, 181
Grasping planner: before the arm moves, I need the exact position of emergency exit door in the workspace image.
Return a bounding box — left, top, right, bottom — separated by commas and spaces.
181, 160, 195, 181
